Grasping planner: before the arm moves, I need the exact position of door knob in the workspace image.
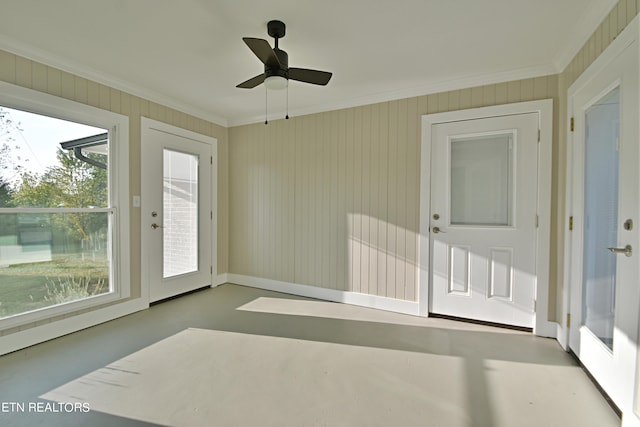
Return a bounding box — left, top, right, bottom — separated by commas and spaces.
432, 226, 446, 234
608, 245, 632, 257
151, 223, 163, 230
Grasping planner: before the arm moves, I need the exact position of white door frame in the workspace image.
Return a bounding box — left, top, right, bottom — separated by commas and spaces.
563, 16, 640, 427
140, 117, 218, 303
418, 99, 554, 337
562, 15, 639, 349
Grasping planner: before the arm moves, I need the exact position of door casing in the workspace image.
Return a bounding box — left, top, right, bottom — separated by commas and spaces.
140, 117, 218, 303
564, 16, 640, 426
419, 99, 554, 336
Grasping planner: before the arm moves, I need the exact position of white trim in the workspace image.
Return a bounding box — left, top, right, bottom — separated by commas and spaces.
567, 16, 639, 93
224, 274, 420, 317
562, 14, 640, 352
140, 117, 218, 304
552, 0, 618, 72
556, 322, 569, 350
623, 414, 640, 427
419, 99, 556, 337
0, 0, 615, 128
0, 81, 131, 331
214, 273, 229, 287
0, 207, 113, 214
0, 298, 148, 356
0, 80, 128, 135
0, 35, 228, 128
0, 31, 553, 129
418, 116, 432, 317
211, 144, 218, 287
534, 100, 556, 338
141, 117, 219, 145
229, 64, 558, 127
564, 16, 640, 422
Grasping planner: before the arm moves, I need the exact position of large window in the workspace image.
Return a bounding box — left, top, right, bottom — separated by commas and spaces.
0, 83, 129, 328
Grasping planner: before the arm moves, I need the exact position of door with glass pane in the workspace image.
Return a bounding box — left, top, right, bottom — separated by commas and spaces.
141, 119, 213, 303
568, 33, 639, 418
429, 113, 539, 328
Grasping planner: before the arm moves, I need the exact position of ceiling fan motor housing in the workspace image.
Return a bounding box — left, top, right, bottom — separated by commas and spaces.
265, 49, 289, 78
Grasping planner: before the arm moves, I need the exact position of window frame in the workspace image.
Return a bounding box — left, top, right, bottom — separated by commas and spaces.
0, 81, 130, 330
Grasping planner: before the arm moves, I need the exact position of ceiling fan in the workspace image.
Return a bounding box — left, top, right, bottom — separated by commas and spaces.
236, 20, 333, 90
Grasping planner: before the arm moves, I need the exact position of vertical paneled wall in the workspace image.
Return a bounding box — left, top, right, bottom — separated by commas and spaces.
230, 120, 295, 282
0, 49, 229, 328
291, 101, 421, 300
229, 75, 558, 302
563, 0, 637, 88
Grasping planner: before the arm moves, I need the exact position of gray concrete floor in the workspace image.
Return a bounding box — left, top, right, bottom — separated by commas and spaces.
0, 284, 621, 427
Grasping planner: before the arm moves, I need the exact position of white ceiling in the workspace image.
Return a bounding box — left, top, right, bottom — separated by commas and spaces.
0, 0, 617, 126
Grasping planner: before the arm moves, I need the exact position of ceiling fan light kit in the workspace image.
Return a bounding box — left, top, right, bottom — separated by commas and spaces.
237, 20, 333, 123
264, 75, 288, 90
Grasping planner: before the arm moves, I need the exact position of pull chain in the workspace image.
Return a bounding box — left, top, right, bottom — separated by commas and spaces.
285, 82, 289, 120
264, 84, 268, 125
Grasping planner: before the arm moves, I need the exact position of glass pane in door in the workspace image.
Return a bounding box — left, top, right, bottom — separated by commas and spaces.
582, 87, 619, 350
450, 133, 514, 226
163, 149, 199, 278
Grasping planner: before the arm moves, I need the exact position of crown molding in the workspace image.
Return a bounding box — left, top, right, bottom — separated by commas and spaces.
0, 36, 228, 128
3, 0, 613, 131
228, 63, 557, 127
552, 0, 618, 72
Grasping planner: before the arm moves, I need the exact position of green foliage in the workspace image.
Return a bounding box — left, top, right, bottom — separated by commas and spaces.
0, 107, 26, 184
0, 107, 111, 317
9, 148, 108, 241
11, 148, 107, 209
0, 180, 12, 208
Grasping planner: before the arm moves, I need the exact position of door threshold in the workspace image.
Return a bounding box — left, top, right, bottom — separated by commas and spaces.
568, 349, 622, 419
428, 313, 533, 333
150, 285, 212, 306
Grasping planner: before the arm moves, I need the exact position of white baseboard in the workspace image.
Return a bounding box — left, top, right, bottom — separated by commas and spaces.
534, 320, 558, 339
556, 322, 569, 350
223, 274, 420, 317
2, 273, 560, 356
214, 273, 229, 287
622, 409, 640, 427
0, 298, 148, 356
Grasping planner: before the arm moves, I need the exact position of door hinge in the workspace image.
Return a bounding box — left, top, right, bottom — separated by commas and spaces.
210, 266, 213, 274
534, 300, 537, 312
211, 156, 213, 164
535, 214, 539, 228
211, 211, 213, 220
538, 129, 541, 142
566, 313, 571, 328
570, 117, 574, 132
569, 216, 573, 231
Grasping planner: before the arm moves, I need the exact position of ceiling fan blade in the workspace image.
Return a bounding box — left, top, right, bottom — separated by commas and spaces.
236, 73, 265, 89
243, 37, 281, 68
289, 68, 332, 85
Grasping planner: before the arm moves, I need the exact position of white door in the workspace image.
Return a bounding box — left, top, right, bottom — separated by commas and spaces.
568, 27, 639, 422
141, 118, 215, 303
429, 113, 539, 328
